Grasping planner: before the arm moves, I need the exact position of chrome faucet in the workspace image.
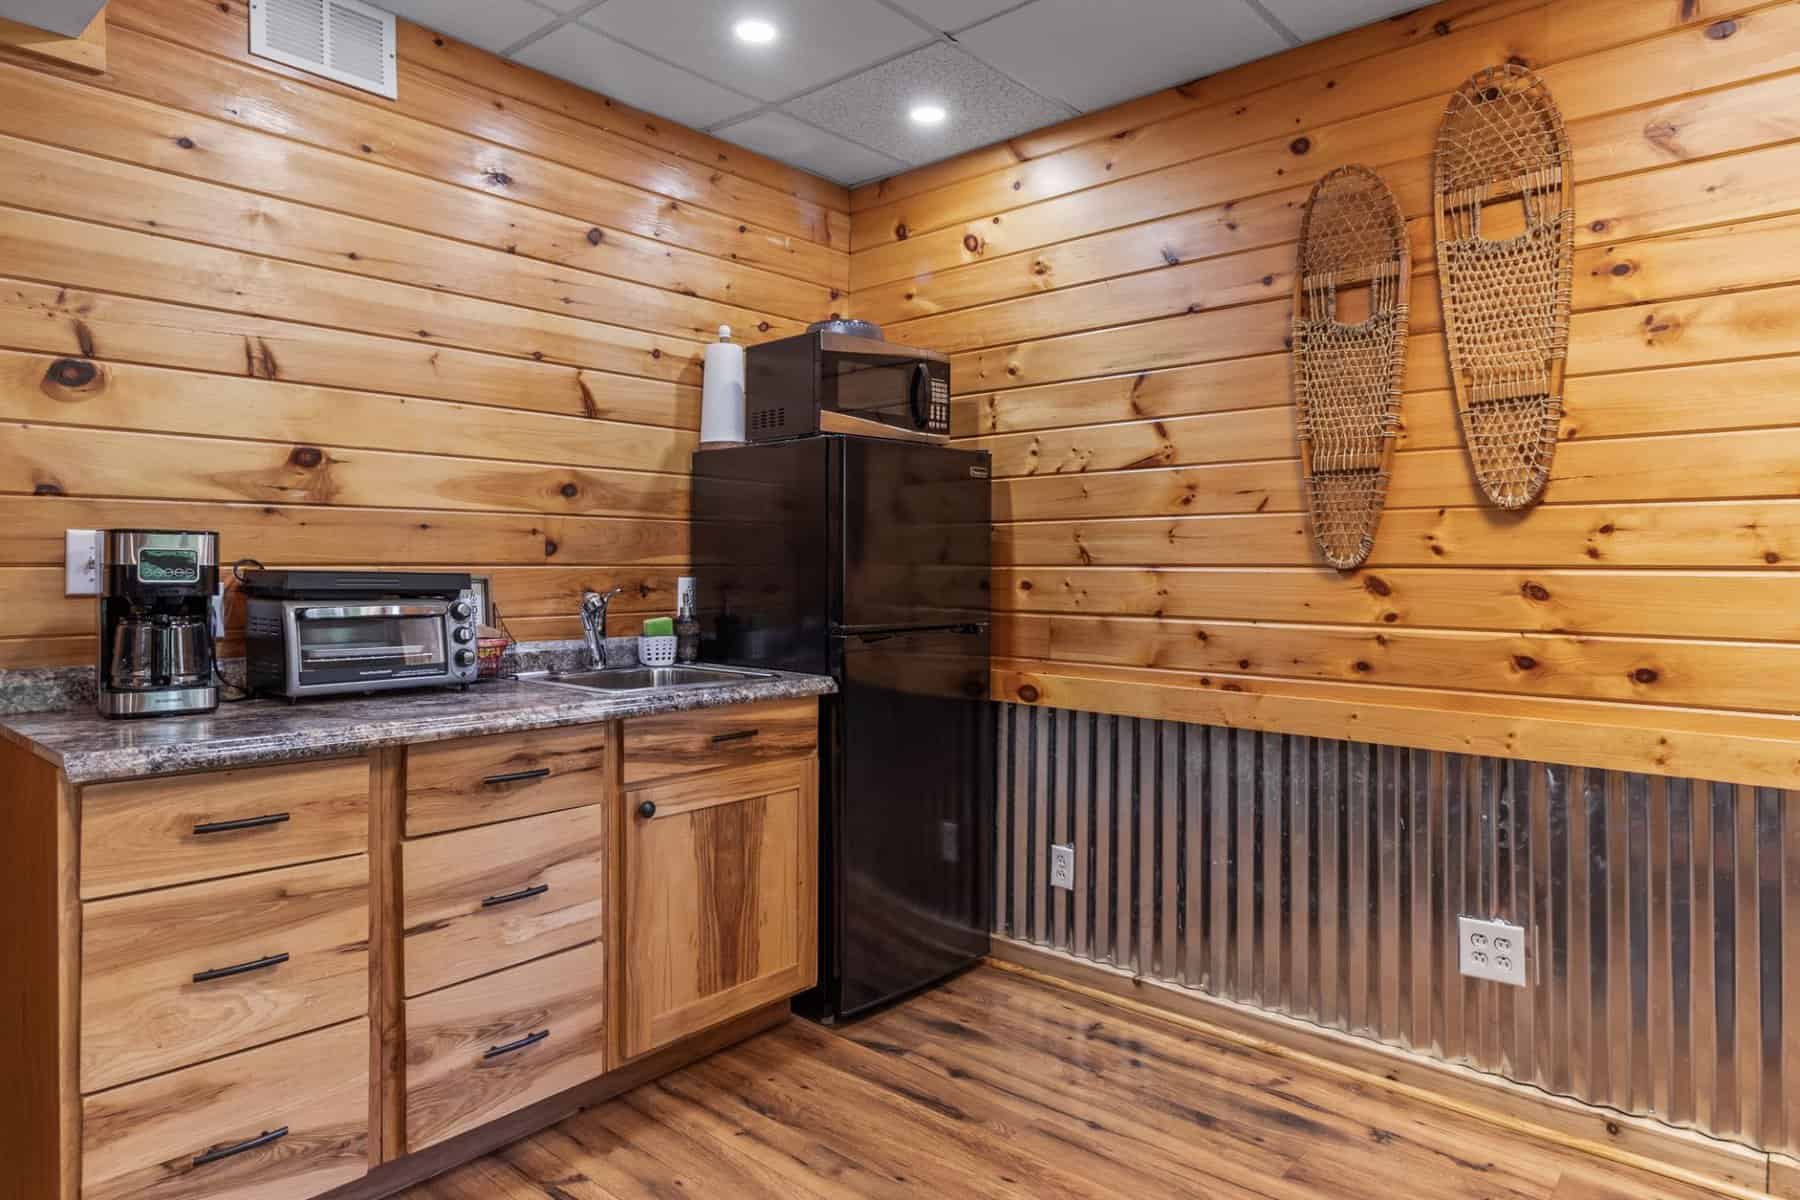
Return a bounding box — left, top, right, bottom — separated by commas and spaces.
579, 587, 624, 668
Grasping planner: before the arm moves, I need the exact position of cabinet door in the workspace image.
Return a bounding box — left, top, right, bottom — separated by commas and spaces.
619, 757, 817, 1059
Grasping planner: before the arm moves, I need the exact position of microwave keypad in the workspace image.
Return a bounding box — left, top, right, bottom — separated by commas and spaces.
929, 376, 950, 431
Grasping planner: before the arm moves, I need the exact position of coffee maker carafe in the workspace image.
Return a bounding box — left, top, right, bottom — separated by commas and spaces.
97, 530, 220, 718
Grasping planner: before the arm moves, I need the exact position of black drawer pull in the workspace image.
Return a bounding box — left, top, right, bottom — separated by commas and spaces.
637, 800, 656, 819
482, 767, 552, 786
710, 729, 758, 744
193, 1126, 289, 1168
484, 1029, 549, 1059
193, 812, 290, 836
193, 952, 290, 984
481, 883, 549, 908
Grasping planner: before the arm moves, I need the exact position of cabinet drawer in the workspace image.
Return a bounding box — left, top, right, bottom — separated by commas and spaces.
81, 758, 369, 900
622, 698, 818, 785
406, 725, 608, 836
82, 856, 370, 1094
404, 942, 606, 1153
403, 805, 604, 997
81, 1019, 369, 1200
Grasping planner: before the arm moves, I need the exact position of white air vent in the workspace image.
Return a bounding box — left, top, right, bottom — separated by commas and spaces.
249, 0, 397, 99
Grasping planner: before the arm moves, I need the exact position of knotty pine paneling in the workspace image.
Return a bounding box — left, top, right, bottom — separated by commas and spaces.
0, 0, 848, 665
848, 0, 1800, 778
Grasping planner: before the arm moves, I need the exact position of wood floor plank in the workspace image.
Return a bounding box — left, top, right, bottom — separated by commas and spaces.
678, 1048, 945, 1197
587, 1088, 843, 1200
829, 1023, 1289, 1199
773, 1017, 1281, 1200
393, 966, 1738, 1200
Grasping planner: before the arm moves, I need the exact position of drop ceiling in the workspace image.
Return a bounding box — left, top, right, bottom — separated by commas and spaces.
370, 0, 1426, 186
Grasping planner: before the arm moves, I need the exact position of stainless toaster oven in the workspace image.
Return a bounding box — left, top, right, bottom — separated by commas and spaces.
745, 322, 950, 443
243, 571, 478, 699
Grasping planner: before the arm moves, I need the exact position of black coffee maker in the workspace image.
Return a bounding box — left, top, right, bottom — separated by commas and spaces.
97, 529, 220, 718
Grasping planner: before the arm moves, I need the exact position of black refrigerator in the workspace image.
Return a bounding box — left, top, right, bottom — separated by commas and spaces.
693, 434, 993, 1022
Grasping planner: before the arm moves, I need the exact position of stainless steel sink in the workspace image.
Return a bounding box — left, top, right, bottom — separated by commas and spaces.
519, 664, 777, 694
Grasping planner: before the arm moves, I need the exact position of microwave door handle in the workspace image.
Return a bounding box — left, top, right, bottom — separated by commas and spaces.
907, 362, 931, 429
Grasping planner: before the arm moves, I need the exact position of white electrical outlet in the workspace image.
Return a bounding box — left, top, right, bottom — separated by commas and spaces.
64, 529, 101, 595
1049, 843, 1075, 891
1458, 915, 1527, 987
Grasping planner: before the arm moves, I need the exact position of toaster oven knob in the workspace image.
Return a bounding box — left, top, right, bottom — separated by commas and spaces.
449, 600, 474, 621
452, 626, 474, 644
454, 649, 476, 669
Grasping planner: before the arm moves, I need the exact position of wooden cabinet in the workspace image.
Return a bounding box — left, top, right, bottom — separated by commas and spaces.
405, 725, 607, 837
81, 856, 369, 1093
80, 758, 369, 899
80, 1019, 370, 1200
616, 757, 818, 1059
402, 943, 607, 1153
401, 805, 604, 997
2, 692, 821, 1200
622, 697, 818, 785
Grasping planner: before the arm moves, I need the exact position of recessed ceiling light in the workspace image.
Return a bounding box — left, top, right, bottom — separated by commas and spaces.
909, 103, 947, 126
733, 17, 777, 45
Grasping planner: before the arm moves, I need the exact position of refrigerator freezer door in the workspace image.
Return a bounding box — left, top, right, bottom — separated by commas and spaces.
828, 626, 993, 1019
836, 438, 990, 631
692, 440, 831, 675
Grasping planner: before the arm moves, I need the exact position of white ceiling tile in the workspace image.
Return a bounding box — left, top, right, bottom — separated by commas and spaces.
581, 0, 933, 103
884, 0, 1023, 34
786, 42, 1069, 167
957, 0, 1289, 113
373, 0, 557, 54
0, 0, 106, 36
1253, 0, 1422, 42
713, 111, 905, 184
512, 22, 762, 127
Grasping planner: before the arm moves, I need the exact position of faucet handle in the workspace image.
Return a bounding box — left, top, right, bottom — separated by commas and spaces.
581, 586, 623, 614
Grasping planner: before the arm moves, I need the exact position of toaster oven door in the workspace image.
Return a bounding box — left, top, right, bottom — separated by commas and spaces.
288, 603, 450, 689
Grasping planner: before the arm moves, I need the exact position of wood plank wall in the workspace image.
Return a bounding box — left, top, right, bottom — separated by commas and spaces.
0, 0, 849, 668
847, 0, 1800, 784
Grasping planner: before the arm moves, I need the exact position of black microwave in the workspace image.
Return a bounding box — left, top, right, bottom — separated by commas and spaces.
745, 327, 950, 443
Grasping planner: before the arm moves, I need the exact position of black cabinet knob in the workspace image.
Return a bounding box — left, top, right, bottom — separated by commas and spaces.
637, 800, 656, 819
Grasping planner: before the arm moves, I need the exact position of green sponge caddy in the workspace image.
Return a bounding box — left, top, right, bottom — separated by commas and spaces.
639, 616, 677, 666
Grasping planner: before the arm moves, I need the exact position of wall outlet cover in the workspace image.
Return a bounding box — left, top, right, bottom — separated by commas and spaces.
1458, 915, 1527, 987
65, 529, 100, 596
938, 819, 960, 864
1049, 843, 1075, 890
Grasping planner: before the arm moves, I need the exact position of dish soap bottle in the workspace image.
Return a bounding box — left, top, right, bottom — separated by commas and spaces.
674, 576, 700, 663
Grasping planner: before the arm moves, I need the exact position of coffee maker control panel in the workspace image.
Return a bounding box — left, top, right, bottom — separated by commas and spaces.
135, 546, 202, 584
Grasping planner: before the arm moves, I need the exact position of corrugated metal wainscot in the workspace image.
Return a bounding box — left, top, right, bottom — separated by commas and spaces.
995, 703, 1800, 1154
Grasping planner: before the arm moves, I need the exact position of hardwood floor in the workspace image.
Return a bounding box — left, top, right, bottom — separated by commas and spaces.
398, 965, 1736, 1200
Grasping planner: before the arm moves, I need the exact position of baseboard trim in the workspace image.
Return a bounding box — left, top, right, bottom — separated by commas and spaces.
988, 938, 1773, 1199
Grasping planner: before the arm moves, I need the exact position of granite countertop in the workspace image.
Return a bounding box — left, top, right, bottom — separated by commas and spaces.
0, 665, 835, 785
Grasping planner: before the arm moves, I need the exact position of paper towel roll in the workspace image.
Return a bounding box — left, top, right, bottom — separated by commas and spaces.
700, 325, 746, 447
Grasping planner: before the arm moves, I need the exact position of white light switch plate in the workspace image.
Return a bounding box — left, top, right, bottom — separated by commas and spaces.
1458, 915, 1527, 987
65, 529, 100, 595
